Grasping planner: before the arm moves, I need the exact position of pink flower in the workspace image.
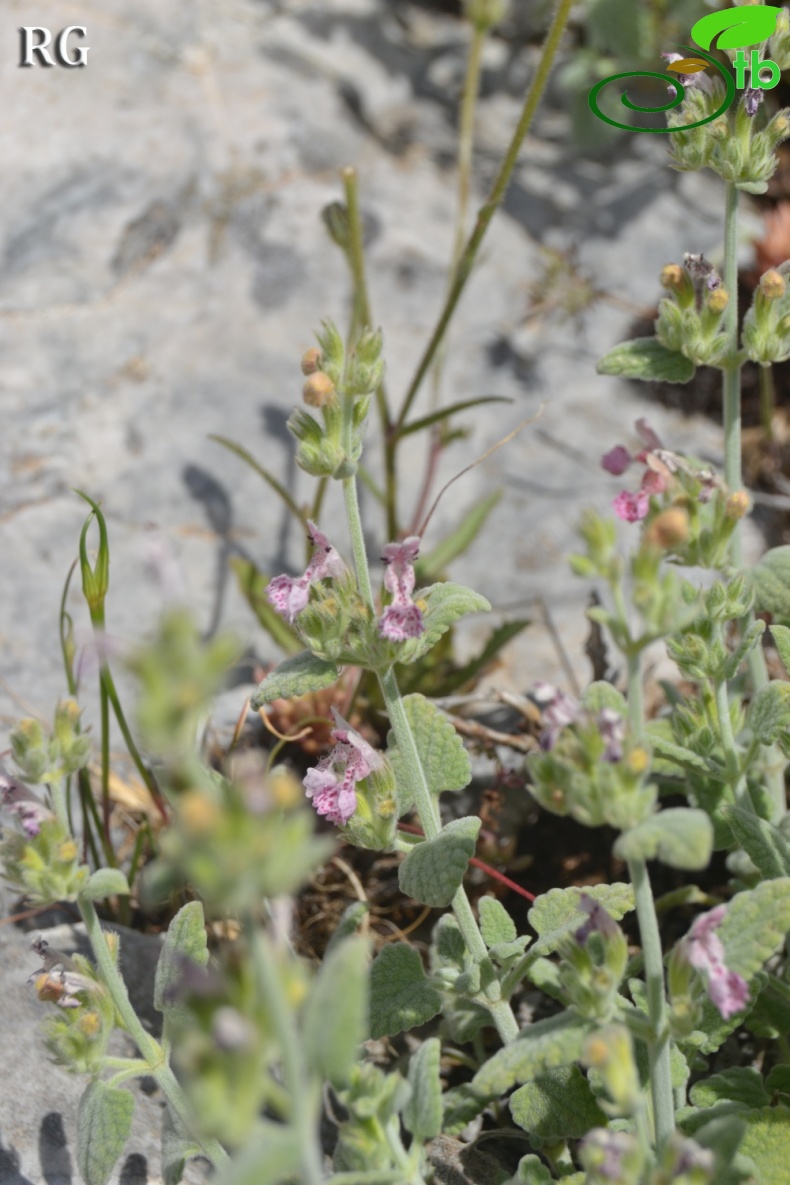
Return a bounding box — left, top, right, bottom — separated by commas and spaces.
601, 446, 632, 476
303, 711, 383, 827
378, 536, 426, 642
533, 681, 580, 750
267, 521, 345, 623
613, 489, 650, 522
0, 772, 53, 837
683, 905, 750, 1020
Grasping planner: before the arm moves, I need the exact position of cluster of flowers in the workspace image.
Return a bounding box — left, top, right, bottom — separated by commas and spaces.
29, 935, 95, 1010
601, 418, 716, 524
303, 708, 382, 825
267, 524, 426, 642
532, 681, 625, 761
663, 51, 763, 117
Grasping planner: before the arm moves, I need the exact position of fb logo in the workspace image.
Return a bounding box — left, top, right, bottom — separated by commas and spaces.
588, 4, 781, 133
19, 27, 90, 68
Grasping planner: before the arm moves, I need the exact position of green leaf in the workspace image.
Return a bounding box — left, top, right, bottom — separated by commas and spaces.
418, 491, 502, 577
749, 681, 790, 746
766, 1064, 790, 1096
387, 693, 471, 813
304, 936, 368, 1087
581, 682, 628, 716
473, 1010, 592, 1094
250, 650, 339, 708
771, 624, 790, 676
210, 434, 306, 524
396, 583, 491, 665
80, 868, 130, 901
479, 896, 518, 948
229, 557, 303, 656
718, 877, 790, 981
325, 901, 370, 959
528, 884, 634, 958
401, 397, 512, 440
212, 1121, 301, 1185
77, 1081, 135, 1185
596, 337, 695, 384
443, 1082, 494, 1136
745, 972, 790, 1040
162, 1106, 203, 1185
154, 901, 209, 1022
510, 1065, 607, 1140
614, 808, 713, 870
398, 816, 481, 907
369, 943, 442, 1039
690, 1067, 770, 1111
692, 1115, 747, 1177
403, 1037, 443, 1141
510, 1154, 554, 1185
754, 547, 790, 620
648, 731, 719, 777
738, 1107, 790, 1185
721, 804, 790, 880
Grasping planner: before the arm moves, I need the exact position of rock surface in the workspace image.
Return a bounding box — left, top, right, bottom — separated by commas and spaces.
0, 0, 767, 1179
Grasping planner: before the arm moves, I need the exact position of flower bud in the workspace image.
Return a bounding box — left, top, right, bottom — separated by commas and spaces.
761, 269, 786, 300
300, 347, 322, 376
706, 286, 729, 315
303, 372, 336, 408
643, 507, 690, 550
726, 490, 750, 520
660, 263, 695, 306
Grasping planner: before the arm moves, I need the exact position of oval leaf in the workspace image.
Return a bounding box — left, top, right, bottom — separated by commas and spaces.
473, 1011, 592, 1094
81, 868, 130, 901
304, 935, 368, 1087
398, 816, 481, 907
717, 877, 790, 981
528, 884, 634, 958
597, 337, 695, 384
510, 1065, 607, 1140
251, 649, 339, 708
154, 900, 209, 1022
404, 1037, 443, 1142
395, 584, 491, 665
754, 547, 790, 619
614, 808, 713, 870
369, 942, 442, 1039
721, 804, 790, 880
78, 1081, 135, 1185
387, 693, 471, 813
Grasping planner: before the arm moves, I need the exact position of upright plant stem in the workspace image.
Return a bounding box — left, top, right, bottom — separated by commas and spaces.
625, 651, 675, 1151
79, 897, 230, 1171
396, 0, 575, 430
721, 182, 786, 818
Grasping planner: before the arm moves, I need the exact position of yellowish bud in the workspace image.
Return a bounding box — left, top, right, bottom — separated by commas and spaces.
302, 371, 335, 407
761, 270, 786, 300
706, 287, 729, 315
726, 490, 750, 520
57, 840, 78, 863
626, 747, 650, 776
179, 791, 221, 835
78, 1011, 102, 1037
643, 507, 690, 550
660, 264, 685, 292
300, 347, 322, 376
268, 767, 302, 810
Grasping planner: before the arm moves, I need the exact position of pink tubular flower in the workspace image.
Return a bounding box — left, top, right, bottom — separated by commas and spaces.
379, 536, 425, 642
303, 710, 383, 827
601, 445, 632, 476
267, 521, 345, 624
683, 905, 750, 1020
0, 771, 53, 837
533, 681, 580, 750
613, 489, 650, 523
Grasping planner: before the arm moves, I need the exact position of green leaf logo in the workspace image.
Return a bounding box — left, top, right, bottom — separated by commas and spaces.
691, 5, 780, 51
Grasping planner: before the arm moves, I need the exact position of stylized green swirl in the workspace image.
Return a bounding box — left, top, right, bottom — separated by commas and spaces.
587, 44, 735, 134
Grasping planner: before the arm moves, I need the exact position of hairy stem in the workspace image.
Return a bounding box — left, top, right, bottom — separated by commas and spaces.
79, 896, 230, 1170
396, 0, 574, 429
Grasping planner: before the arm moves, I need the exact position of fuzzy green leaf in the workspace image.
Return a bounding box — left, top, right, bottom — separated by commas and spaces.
473, 1011, 592, 1094
229, 557, 302, 655
510, 1065, 607, 1140
510, 1155, 554, 1185
614, 808, 713, 870
387, 693, 471, 813
690, 1067, 770, 1111
403, 1037, 443, 1142
77, 1081, 135, 1185
738, 1107, 790, 1185
749, 681, 790, 746
596, 337, 695, 384
770, 624, 790, 676
396, 583, 491, 665
648, 731, 716, 776
721, 804, 790, 880
304, 936, 368, 1087
528, 884, 634, 958
718, 877, 790, 981
162, 1107, 203, 1185
398, 817, 481, 907
250, 650, 339, 708
80, 869, 130, 901
325, 901, 370, 958
369, 943, 442, 1039
154, 901, 209, 1022
443, 1083, 494, 1136
754, 547, 790, 619
479, 896, 518, 947
212, 1121, 301, 1185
